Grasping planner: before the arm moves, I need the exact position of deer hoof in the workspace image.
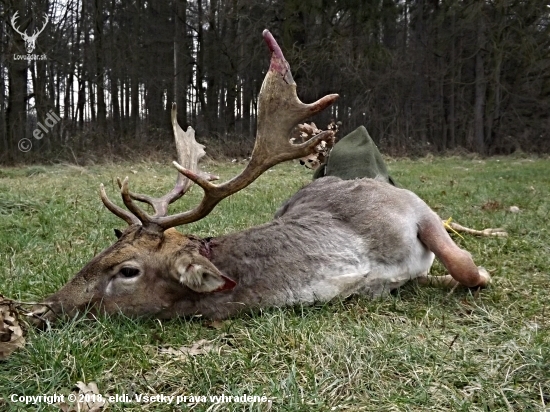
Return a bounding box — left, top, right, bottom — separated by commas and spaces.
477, 267, 491, 287
483, 228, 508, 237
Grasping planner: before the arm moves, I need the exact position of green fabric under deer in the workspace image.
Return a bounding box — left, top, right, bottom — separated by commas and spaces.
313, 126, 395, 186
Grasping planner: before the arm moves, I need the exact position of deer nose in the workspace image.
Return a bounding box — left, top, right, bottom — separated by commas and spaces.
28, 303, 57, 329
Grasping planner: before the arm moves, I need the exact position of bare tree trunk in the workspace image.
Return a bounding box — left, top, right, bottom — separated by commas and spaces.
474, 12, 486, 154
130, 76, 139, 134
32, 60, 47, 120
0, 7, 6, 158
242, 75, 252, 139
224, 0, 238, 135
413, 0, 427, 146
205, 0, 219, 134
196, 0, 206, 127
31, 60, 48, 151
6, 1, 28, 161
119, 78, 125, 129
125, 77, 130, 133
7, 62, 27, 158
110, 71, 121, 134
0, 76, 6, 158
175, 0, 189, 127
89, 82, 97, 124
65, 74, 73, 121
485, 47, 502, 154
446, 8, 456, 149
439, 58, 447, 152
76, 68, 86, 130
76, 0, 85, 131
108, 0, 120, 136
83, 0, 96, 124
94, 0, 106, 132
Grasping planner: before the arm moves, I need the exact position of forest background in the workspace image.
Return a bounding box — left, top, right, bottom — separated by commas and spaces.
1, 0, 549, 164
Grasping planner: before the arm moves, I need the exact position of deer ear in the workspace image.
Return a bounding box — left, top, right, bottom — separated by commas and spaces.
114, 228, 123, 239
176, 261, 236, 293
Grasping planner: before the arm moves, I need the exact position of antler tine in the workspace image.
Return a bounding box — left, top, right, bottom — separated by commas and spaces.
118, 177, 154, 224
99, 184, 140, 225
164, 129, 335, 227
155, 30, 338, 229
125, 105, 217, 217
166, 104, 220, 198
11, 11, 26, 37
34, 15, 48, 36
100, 104, 216, 227
115, 177, 173, 218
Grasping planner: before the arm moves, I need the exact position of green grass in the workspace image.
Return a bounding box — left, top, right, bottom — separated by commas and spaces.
0, 157, 549, 411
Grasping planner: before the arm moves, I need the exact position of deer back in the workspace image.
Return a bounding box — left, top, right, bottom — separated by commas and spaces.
168, 177, 439, 319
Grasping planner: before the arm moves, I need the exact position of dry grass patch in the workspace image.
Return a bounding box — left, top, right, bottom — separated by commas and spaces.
0, 157, 548, 411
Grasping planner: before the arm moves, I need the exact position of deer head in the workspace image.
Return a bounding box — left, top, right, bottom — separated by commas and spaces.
30, 30, 338, 326
11, 11, 48, 54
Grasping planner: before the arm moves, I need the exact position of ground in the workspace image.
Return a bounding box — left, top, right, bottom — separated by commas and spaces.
0, 156, 548, 411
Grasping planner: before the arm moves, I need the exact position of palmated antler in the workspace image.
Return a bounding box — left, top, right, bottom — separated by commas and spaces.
100, 104, 219, 228
100, 29, 338, 231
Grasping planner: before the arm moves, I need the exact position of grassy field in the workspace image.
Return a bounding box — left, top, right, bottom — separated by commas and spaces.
0, 156, 549, 411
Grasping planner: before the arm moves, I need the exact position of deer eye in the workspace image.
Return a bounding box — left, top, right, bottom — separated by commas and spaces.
119, 267, 140, 278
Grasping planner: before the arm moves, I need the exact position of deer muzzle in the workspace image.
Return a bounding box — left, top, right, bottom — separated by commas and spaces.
28, 301, 63, 328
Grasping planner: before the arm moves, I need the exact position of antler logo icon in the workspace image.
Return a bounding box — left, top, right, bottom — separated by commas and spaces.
11, 11, 48, 54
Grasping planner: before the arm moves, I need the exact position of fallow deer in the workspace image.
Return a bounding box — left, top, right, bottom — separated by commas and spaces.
30, 30, 490, 326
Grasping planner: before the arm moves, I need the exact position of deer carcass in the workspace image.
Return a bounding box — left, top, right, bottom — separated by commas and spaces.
30, 31, 490, 326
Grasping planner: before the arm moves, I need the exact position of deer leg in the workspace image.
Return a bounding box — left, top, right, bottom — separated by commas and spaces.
416, 274, 459, 288
418, 215, 491, 288
416, 266, 490, 290
444, 220, 508, 237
